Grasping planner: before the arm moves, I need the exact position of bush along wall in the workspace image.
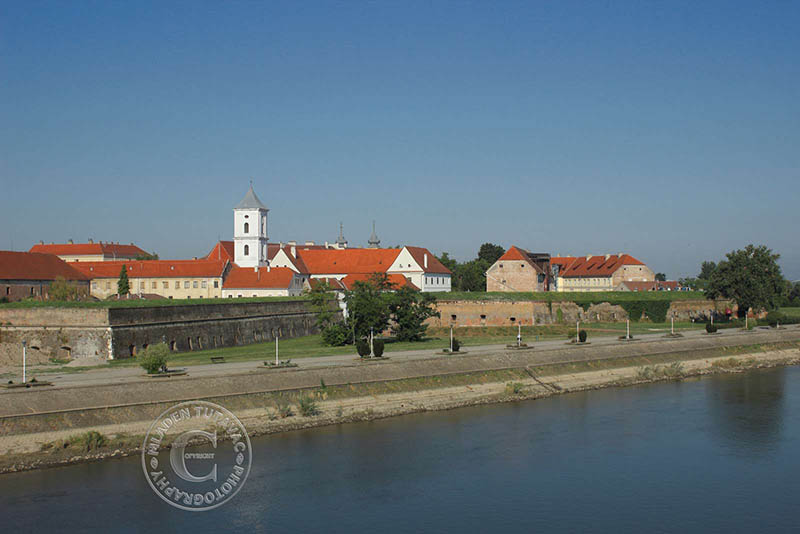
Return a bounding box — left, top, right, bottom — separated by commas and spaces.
617, 300, 672, 323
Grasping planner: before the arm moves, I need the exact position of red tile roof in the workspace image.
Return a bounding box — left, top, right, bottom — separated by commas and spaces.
0, 251, 89, 281
497, 246, 527, 262
340, 273, 418, 291
205, 241, 235, 261
403, 246, 452, 274
71, 260, 228, 278
309, 278, 347, 291
552, 254, 645, 278
29, 242, 148, 258
222, 266, 297, 289
296, 248, 403, 275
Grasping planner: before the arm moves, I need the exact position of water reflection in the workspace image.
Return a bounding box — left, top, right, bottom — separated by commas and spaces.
705, 368, 786, 455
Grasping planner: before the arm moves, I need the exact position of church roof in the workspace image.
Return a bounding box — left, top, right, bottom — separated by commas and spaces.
235, 185, 268, 210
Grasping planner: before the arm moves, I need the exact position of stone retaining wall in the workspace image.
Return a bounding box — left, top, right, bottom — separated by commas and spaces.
2, 327, 797, 435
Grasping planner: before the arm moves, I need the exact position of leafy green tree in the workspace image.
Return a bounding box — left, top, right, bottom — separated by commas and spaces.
436, 252, 458, 273
389, 286, 440, 341
787, 281, 800, 306
308, 281, 336, 330
698, 261, 717, 280
655, 273, 666, 282
48, 276, 82, 301
344, 273, 393, 340
477, 243, 505, 265
117, 265, 130, 295
139, 343, 169, 374
135, 251, 159, 260
706, 245, 786, 313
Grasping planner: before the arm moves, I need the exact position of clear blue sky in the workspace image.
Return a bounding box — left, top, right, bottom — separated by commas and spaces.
2, 1, 798, 279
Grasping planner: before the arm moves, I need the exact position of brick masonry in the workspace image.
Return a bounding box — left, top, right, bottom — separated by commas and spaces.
0, 300, 339, 364
428, 299, 737, 327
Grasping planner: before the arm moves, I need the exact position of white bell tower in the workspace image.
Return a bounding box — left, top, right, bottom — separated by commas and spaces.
233, 183, 269, 268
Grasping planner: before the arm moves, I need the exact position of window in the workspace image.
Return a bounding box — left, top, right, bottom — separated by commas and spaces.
499, 263, 503, 268
244, 245, 249, 256
92, 282, 97, 289
244, 222, 249, 234
193, 281, 198, 288
214, 280, 219, 288
105, 282, 110, 290
202, 280, 207, 288
151, 281, 157, 289
139, 282, 145, 290
175, 281, 180, 289
184, 281, 190, 289
163, 281, 169, 289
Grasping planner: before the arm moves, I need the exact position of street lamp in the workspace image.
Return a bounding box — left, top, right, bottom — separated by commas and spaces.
22, 340, 27, 384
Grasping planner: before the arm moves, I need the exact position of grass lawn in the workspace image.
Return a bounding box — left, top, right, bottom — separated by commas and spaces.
780, 307, 800, 318
0, 295, 310, 309
437, 291, 708, 303
103, 321, 706, 369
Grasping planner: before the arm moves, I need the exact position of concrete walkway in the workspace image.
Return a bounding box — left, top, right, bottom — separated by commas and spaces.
3, 325, 793, 391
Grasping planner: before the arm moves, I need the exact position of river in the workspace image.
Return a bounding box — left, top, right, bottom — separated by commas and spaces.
2, 367, 799, 533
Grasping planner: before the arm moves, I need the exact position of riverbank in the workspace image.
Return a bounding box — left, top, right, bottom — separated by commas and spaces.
2, 337, 798, 474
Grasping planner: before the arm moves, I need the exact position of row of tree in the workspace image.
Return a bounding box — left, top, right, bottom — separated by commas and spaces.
311, 273, 440, 346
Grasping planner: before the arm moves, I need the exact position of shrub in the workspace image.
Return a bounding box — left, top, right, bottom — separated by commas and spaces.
373, 339, 385, 357
505, 382, 525, 395
765, 311, 784, 327
271, 399, 293, 419
139, 343, 169, 374
578, 330, 587, 343
298, 395, 320, 417
705, 323, 718, 334
451, 338, 461, 352
356, 339, 371, 358
321, 323, 349, 346
70, 430, 107, 452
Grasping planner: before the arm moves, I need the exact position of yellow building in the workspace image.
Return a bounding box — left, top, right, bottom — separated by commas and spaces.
72, 260, 230, 300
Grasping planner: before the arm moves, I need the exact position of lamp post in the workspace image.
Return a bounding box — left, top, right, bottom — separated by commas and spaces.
576, 320, 580, 343
275, 336, 279, 365
22, 340, 27, 384
517, 322, 522, 347
671, 313, 675, 336
450, 325, 454, 353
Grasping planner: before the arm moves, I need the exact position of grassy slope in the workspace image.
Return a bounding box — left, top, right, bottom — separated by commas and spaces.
437, 291, 708, 302
780, 307, 800, 318
100, 321, 706, 368
0, 295, 310, 309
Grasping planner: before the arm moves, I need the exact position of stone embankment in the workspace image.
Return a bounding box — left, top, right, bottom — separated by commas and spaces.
1, 327, 799, 473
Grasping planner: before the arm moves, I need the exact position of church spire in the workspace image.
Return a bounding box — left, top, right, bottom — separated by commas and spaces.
335, 222, 348, 249
368, 220, 380, 249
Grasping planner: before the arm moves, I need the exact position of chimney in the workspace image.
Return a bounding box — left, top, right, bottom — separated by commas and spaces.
39, 240, 44, 245
586, 255, 591, 261
424, 254, 428, 269
267, 264, 271, 272
88, 238, 93, 243
618, 252, 623, 257
605, 254, 610, 261
291, 245, 296, 257
288, 240, 296, 246
305, 241, 315, 246
324, 241, 329, 248
68, 238, 74, 244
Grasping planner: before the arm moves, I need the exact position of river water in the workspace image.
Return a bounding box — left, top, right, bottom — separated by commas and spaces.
2, 367, 799, 533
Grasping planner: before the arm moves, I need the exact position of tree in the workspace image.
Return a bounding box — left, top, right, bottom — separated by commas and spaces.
436, 252, 458, 273
48, 276, 82, 301
477, 243, 505, 265
389, 286, 440, 341
308, 281, 336, 330
117, 265, 130, 295
344, 273, 393, 341
698, 261, 717, 280
135, 251, 159, 260
706, 245, 786, 313
654, 273, 666, 282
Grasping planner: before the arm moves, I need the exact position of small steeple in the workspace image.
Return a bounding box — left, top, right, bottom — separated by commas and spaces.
368, 221, 380, 249
335, 222, 348, 249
